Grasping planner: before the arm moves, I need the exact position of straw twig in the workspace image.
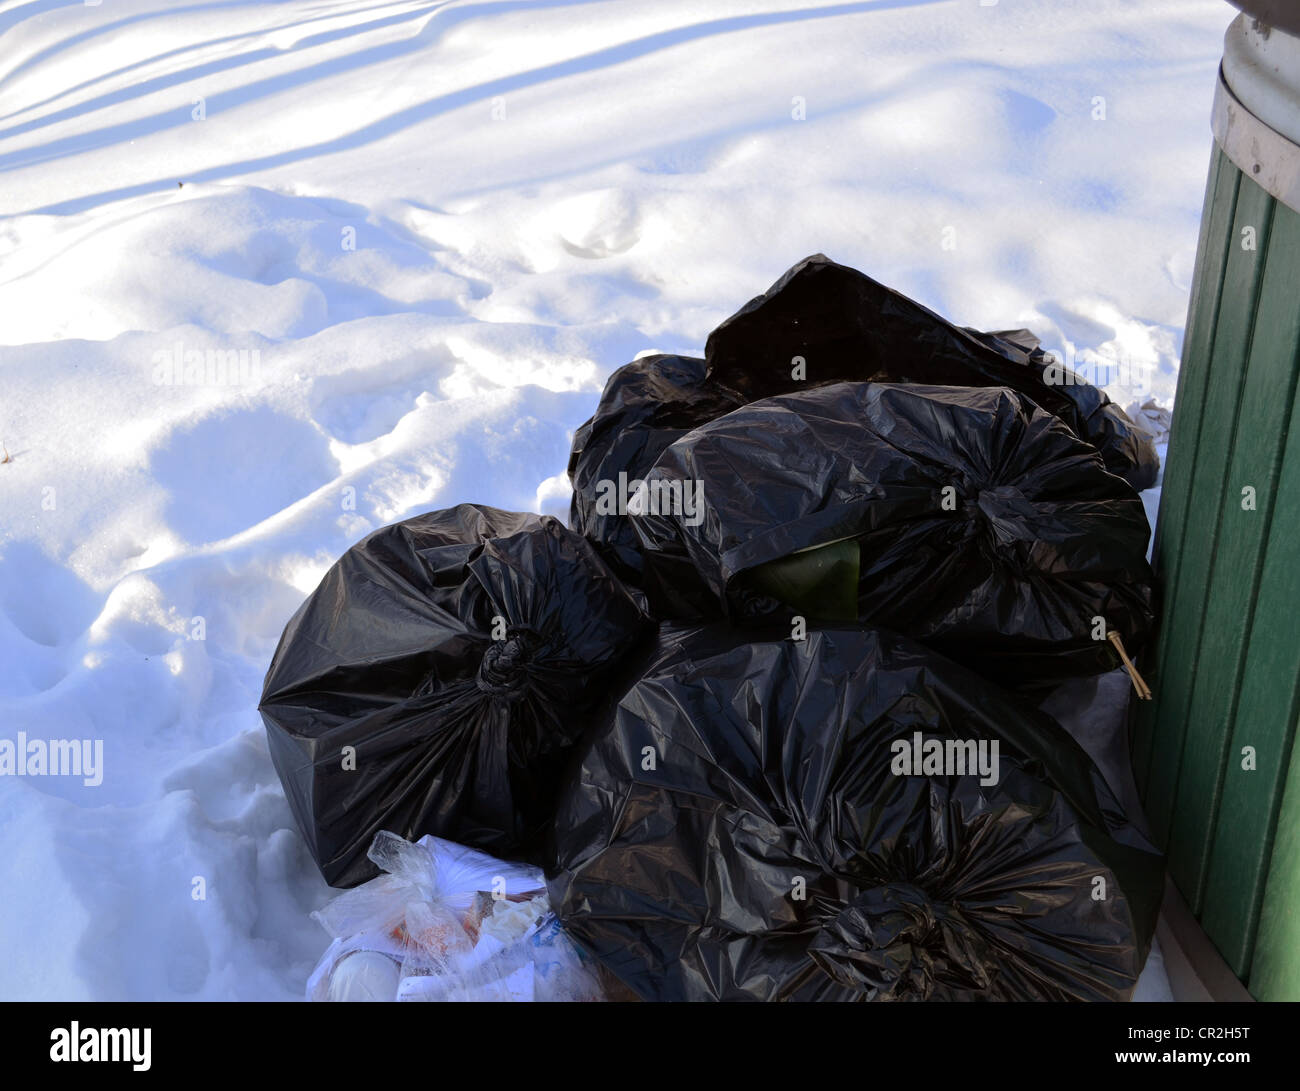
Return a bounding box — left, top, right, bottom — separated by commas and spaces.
1108, 631, 1152, 700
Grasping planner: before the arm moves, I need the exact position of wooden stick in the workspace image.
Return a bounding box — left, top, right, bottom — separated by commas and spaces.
1108, 631, 1152, 700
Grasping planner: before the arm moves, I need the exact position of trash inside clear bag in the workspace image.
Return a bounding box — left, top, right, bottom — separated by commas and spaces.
307, 831, 607, 1002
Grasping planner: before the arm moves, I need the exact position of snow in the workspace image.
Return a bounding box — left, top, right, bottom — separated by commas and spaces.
0, 0, 1228, 1000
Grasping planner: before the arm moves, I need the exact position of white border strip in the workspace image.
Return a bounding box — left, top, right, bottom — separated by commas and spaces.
1213, 66, 1300, 215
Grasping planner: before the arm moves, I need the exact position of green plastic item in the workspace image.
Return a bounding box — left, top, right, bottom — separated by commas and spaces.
745, 538, 860, 623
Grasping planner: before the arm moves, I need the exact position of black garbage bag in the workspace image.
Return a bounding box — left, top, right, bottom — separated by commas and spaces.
567, 258, 1156, 590
567, 354, 744, 584
548, 625, 1165, 1001
632, 381, 1155, 686
259, 503, 651, 887
704, 254, 1159, 491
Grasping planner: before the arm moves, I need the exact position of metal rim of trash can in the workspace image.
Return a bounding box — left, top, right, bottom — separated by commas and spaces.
1214, 16, 1300, 214
1226, 1, 1300, 41
1222, 12, 1300, 147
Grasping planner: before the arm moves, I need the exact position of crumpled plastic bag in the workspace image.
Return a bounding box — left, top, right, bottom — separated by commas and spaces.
1124, 397, 1173, 448
632, 382, 1155, 686
307, 831, 610, 1002
549, 625, 1165, 1002
259, 503, 652, 886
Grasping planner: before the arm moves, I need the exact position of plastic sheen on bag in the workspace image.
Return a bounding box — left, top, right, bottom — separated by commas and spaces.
632, 382, 1155, 687
259, 503, 652, 887
550, 625, 1165, 1002
307, 832, 609, 1002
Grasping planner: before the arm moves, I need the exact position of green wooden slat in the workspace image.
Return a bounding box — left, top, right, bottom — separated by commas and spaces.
1141, 177, 1276, 847
1167, 196, 1300, 934
1249, 719, 1300, 1001
1199, 285, 1300, 973
1133, 147, 1240, 788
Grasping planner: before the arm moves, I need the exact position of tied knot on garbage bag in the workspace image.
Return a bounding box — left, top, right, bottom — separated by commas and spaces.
967, 484, 1041, 548
474, 629, 537, 699
807, 883, 991, 1001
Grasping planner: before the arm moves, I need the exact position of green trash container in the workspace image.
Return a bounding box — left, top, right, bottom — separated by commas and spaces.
1132, 7, 1300, 1000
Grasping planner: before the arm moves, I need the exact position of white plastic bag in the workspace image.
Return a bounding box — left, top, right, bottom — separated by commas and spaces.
1125, 397, 1173, 447
306, 831, 607, 1002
